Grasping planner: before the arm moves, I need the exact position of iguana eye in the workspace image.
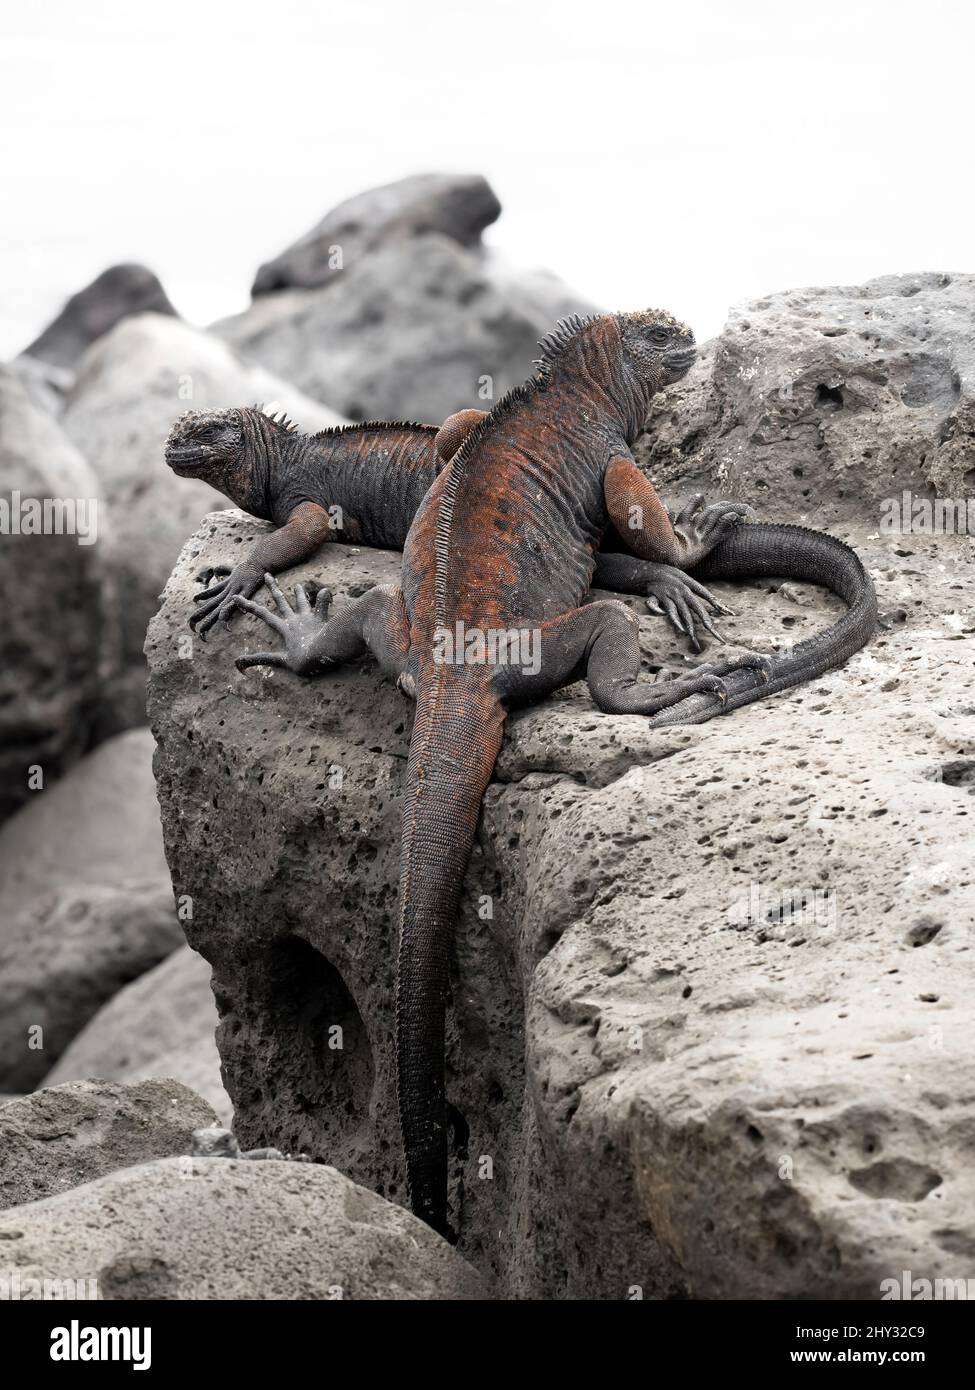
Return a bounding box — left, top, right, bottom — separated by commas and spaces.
649, 327, 669, 345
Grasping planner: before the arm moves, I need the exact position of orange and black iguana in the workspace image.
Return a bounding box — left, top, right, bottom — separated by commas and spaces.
166, 406, 740, 648
224, 312, 877, 1239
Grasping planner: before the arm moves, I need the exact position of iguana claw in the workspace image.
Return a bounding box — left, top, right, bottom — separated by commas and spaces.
688, 651, 773, 700
190, 562, 265, 638
672, 495, 756, 568
641, 562, 735, 652
233, 576, 333, 676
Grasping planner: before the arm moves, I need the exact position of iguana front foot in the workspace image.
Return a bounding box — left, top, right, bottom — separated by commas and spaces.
194, 564, 230, 588
191, 562, 265, 638
603, 456, 755, 576
233, 576, 332, 673
670, 494, 756, 568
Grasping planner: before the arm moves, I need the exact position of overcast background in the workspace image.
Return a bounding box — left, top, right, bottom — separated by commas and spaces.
1, 0, 970, 358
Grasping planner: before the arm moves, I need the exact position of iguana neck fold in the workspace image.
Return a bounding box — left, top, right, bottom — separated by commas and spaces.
534, 315, 663, 443
234, 409, 292, 520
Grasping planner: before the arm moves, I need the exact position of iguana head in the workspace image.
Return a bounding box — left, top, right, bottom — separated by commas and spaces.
614, 309, 697, 390
165, 407, 244, 480
165, 405, 298, 518
532, 310, 696, 437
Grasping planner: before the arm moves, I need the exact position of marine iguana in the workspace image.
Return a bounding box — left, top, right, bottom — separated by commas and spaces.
229, 311, 877, 1238
165, 405, 737, 647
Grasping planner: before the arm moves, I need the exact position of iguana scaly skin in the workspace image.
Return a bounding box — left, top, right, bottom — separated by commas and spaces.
595, 527, 877, 724
230, 311, 877, 1238
165, 405, 737, 647
165, 409, 475, 635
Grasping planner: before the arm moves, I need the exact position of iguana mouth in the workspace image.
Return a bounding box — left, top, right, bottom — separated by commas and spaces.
165, 446, 209, 475
667, 346, 698, 369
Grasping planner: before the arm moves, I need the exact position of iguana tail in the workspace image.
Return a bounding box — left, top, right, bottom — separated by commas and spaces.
396, 672, 505, 1239
649, 522, 878, 727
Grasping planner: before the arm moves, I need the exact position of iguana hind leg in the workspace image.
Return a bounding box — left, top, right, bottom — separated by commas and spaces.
499, 599, 770, 715
232, 575, 411, 683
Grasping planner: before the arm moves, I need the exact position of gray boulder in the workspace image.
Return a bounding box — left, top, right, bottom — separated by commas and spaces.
7, 355, 74, 416
0, 727, 167, 904
636, 271, 975, 519
0, 368, 114, 822
217, 233, 599, 422
0, 1078, 215, 1211
0, 1156, 487, 1299
121, 1035, 230, 1126
252, 172, 502, 294
22, 263, 177, 370
61, 312, 345, 714
0, 728, 177, 1088
0, 882, 183, 1091
45, 945, 232, 1125
147, 347, 975, 1299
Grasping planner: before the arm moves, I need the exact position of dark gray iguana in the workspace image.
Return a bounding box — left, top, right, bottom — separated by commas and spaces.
165, 406, 744, 650
226, 310, 877, 1239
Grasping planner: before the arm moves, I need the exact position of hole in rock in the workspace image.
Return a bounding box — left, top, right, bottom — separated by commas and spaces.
266, 935, 375, 1158
848, 1159, 942, 1203
447, 1103, 470, 1162
940, 760, 975, 791
815, 383, 844, 410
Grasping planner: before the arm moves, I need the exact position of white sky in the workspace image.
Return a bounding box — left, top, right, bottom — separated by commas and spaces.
1, 0, 971, 358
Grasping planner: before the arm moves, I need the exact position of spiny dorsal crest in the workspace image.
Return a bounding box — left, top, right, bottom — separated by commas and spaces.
254, 401, 299, 433
532, 312, 600, 376
431, 319, 600, 626
445, 308, 614, 476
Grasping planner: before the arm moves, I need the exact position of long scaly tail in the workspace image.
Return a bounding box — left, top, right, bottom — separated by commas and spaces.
649, 522, 877, 727
396, 674, 505, 1238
